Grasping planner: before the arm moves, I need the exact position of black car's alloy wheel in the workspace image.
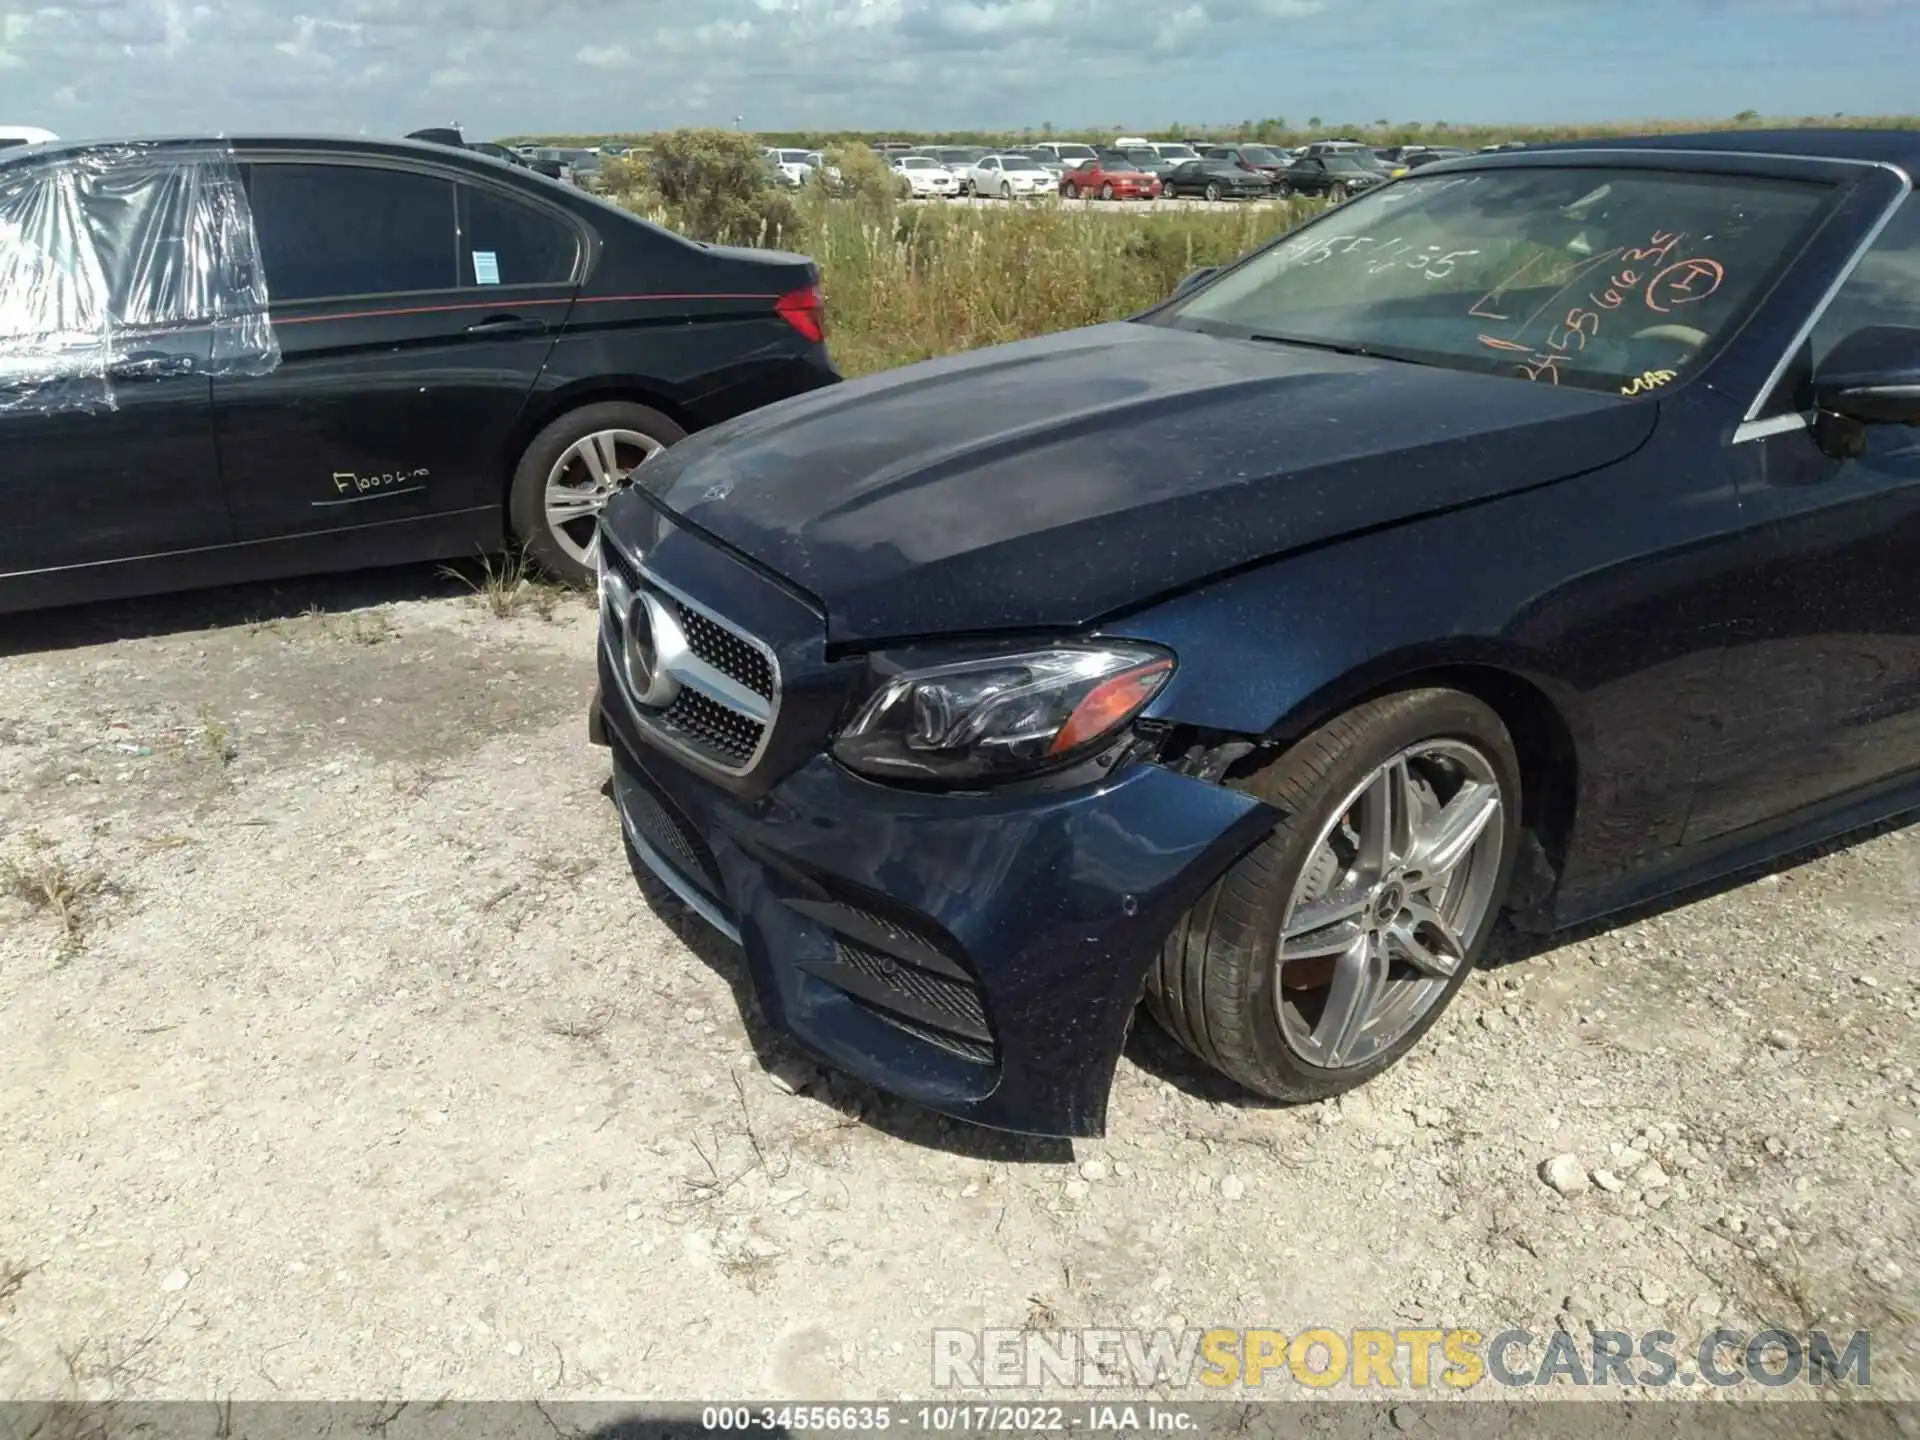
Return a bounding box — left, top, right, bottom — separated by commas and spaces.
510, 401, 686, 585
1330, 182, 1350, 201
1146, 687, 1521, 1101
1204, 182, 1222, 202
1274, 182, 1292, 198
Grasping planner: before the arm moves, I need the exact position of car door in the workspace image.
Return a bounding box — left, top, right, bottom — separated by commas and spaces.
976, 157, 999, 191
1686, 193, 1920, 843
0, 147, 230, 582
211, 153, 579, 543
1293, 158, 1326, 193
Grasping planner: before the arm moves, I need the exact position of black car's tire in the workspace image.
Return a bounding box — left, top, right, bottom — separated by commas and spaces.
1274, 182, 1292, 198
1204, 182, 1222, 202
1330, 181, 1350, 201
1145, 687, 1522, 1103
509, 401, 687, 586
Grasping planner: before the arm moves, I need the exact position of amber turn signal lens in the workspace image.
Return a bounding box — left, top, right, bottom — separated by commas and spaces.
1048, 657, 1174, 756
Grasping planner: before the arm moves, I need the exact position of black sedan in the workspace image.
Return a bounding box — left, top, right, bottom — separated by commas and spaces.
0, 135, 836, 611
1163, 158, 1273, 201
594, 129, 1920, 1137
1202, 143, 1292, 182
1275, 152, 1388, 199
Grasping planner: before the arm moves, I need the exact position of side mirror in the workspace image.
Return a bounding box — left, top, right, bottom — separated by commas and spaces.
1811, 325, 1920, 457
1172, 266, 1219, 299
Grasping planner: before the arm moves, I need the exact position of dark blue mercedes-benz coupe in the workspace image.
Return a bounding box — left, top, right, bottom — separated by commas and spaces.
593, 130, 1920, 1138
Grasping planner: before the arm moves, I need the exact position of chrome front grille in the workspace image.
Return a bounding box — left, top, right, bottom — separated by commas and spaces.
599, 539, 781, 777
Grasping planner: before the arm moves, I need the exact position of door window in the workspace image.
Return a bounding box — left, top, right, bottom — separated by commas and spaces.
460, 186, 579, 287
247, 162, 458, 303
1811, 195, 1920, 366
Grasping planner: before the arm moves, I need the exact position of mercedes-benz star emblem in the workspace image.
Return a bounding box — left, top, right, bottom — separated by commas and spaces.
621, 590, 687, 710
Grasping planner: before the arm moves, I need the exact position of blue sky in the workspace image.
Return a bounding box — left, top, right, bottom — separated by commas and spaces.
0, 0, 1911, 138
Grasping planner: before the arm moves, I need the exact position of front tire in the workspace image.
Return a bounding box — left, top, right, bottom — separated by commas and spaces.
1204, 181, 1222, 202
1000, 181, 1014, 200
1100, 182, 1115, 201
1145, 687, 1521, 1102
1063, 181, 1079, 199
508, 401, 686, 586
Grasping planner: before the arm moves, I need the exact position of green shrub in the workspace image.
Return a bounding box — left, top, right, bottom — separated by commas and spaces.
644, 128, 799, 247
823, 144, 901, 218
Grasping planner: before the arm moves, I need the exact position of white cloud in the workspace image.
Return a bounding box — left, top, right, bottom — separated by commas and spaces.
0, 0, 1903, 142
937, 0, 1054, 32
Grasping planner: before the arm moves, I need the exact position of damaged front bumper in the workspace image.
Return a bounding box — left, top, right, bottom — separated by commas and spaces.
583, 537, 1274, 1136
595, 669, 1274, 1139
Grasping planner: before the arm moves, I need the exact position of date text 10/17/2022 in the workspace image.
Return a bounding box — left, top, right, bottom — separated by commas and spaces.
699, 1406, 1196, 1433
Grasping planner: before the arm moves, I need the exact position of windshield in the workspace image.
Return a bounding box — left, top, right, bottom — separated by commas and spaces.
1166, 167, 1830, 394
778, 150, 811, 163
1325, 157, 1372, 173
1056, 145, 1097, 159
1240, 146, 1283, 165
1160, 146, 1199, 160
901, 157, 936, 169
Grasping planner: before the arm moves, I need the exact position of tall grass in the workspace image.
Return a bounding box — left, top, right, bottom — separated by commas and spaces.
803, 200, 1320, 375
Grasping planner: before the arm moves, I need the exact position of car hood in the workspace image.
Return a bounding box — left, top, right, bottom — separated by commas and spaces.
636, 322, 1656, 645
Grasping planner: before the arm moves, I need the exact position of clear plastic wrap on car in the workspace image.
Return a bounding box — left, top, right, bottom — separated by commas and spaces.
0, 142, 278, 414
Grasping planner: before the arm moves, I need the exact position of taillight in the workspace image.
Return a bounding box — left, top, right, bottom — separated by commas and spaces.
774, 284, 826, 343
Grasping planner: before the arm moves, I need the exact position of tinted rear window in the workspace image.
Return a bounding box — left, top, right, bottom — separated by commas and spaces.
461, 186, 578, 287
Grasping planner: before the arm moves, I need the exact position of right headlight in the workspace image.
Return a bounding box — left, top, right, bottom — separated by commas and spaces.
832, 643, 1174, 785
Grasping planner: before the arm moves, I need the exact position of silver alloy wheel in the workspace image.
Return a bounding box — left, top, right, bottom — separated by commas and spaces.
1274, 739, 1505, 1070
544, 427, 663, 570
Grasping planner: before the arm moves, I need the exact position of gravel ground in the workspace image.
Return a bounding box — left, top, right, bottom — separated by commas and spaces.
0, 567, 1915, 1405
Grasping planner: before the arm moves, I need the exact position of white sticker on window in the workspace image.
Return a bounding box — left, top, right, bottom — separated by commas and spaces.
472, 250, 500, 286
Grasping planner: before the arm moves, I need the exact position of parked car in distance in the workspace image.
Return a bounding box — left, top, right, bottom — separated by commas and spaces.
1149, 142, 1204, 163
0, 125, 57, 150
1400, 146, 1474, 171
891, 155, 958, 198
1060, 151, 1163, 201
1163, 157, 1273, 201
931, 145, 989, 174
1203, 143, 1292, 182
0, 134, 838, 612
592, 128, 1920, 1138
1300, 140, 1389, 170
1120, 147, 1179, 183
1003, 148, 1065, 181
1276, 152, 1388, 199
528, 146, 605, 189
1030, 141, 1099, 172
962, 154, 1054, 198
765, 148, 821, 186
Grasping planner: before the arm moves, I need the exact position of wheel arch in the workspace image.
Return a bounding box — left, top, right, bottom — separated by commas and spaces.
1280, 659, 1579, 889
499, 380, 700, 511
1156, 652, 1585, 908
